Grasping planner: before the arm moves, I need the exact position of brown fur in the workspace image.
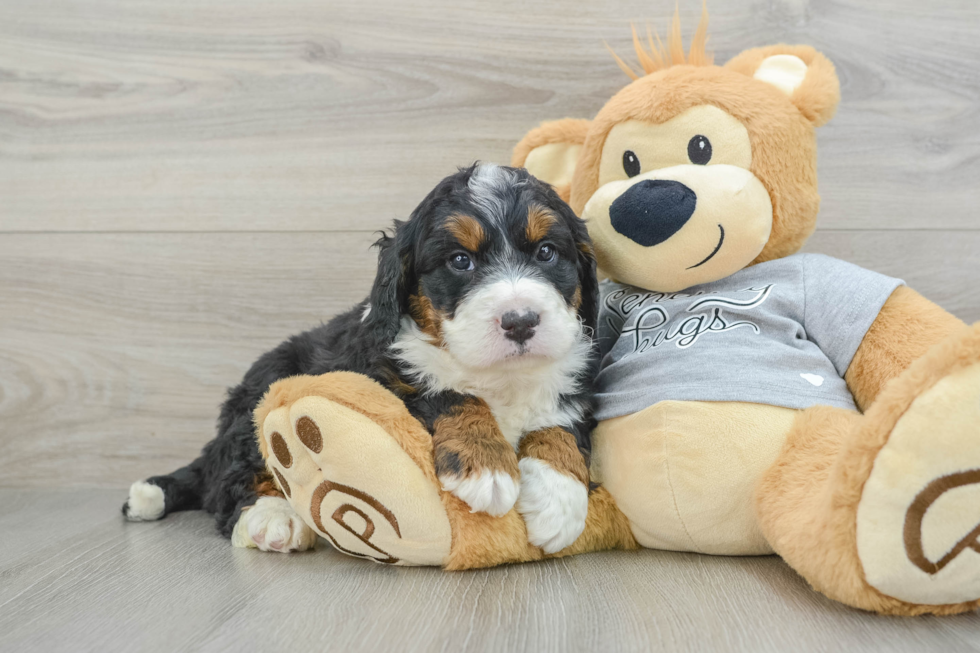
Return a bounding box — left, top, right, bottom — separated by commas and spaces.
510, 118, 591, 202
409, 292, 444, 344
525, 205, 558, 243
513, 43, 840, 266
725, 44, 840, 128
511, 119, 591, 170
254, 470, 286, 499
272, 469, 291, 498
382, 369, 418, 398
433, 398, 521, 481
564, 54, 837, 264
508, 18, 980, 615
553, 487, 640, 558
509, 22, 980, 615
845, 286, 966, 411
442, 493, 544, 570
443, 486, 639, 569
445, 213, 485, 252
756, 322, 980, 616
517, 427, 589, 485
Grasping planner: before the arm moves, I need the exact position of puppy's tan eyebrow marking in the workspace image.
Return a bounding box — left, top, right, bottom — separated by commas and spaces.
526, 205, 557, 243
445, 214, 485, 252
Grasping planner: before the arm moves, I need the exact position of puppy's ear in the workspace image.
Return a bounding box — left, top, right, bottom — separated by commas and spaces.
512, 119, 591, 202
365, 221, 416, 345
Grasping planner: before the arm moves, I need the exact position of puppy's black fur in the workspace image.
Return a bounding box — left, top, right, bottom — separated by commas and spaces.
123, 165, 599, 537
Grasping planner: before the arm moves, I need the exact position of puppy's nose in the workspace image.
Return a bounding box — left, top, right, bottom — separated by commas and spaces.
501, 310, 540, 345
609, 179, 697, 247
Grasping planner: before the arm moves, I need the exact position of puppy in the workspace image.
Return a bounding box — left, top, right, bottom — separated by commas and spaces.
122, 164, 599, 555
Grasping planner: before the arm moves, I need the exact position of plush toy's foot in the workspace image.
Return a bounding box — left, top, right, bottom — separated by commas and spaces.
254, 372, 636, 569
231, 496, 318, 553
855, 329, 980, 607
256, 373, 453, 566
757, 323, 980, 615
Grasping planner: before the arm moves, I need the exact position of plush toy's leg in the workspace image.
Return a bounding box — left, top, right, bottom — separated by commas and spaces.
756, 323, 980, 615
254, 372, 629, 569
551, 485, 639, 558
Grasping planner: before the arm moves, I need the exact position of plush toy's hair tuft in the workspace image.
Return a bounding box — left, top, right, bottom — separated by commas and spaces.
606, 2, 713, 80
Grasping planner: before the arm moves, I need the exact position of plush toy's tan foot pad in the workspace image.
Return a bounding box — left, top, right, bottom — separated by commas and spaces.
263, 395, 452, 566
857, 361, 980, 605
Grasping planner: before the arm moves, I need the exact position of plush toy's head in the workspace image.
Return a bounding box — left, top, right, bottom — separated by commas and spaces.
513, 8, 840, 292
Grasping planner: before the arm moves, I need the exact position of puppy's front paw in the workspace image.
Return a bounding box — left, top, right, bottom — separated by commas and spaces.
232, 496, 317, 553
433, 425, 521, 517
439, 470, 520, 517
516, 458, 588, 554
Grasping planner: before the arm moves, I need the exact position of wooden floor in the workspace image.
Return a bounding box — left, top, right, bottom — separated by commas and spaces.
1, 0, 979, 649
1, 489, 977, 653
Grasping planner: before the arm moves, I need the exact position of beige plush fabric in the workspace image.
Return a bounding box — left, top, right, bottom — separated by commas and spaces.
591, 400, 797, 555
756, 323, 980, 616
260, 386, 452, 567
857, 362, 980, 605
524, 142, 582, 190
255, 372, 637, 570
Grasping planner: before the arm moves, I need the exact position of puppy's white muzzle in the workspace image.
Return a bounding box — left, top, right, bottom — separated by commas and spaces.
442, 276, 580, 368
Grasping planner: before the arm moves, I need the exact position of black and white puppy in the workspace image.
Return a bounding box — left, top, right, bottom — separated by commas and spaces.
123, 164, 599, 555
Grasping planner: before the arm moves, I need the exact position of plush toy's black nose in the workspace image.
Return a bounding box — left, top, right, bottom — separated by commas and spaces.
501, 310, 540, 345
609, 179, 697, 247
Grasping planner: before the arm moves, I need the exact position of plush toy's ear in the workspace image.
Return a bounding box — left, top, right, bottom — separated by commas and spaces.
724, 45, 841, 127
512, 118, 591, 201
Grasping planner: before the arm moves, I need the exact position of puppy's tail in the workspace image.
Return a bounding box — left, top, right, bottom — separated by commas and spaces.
122, 458, 205, 522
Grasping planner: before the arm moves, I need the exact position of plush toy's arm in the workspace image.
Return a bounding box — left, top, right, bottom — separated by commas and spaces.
845, 286, 966, 411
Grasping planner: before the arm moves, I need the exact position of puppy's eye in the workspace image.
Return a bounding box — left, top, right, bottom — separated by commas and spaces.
623, 150, 641, 178
536, 243, 557, 263
688, 135, 712, 165
448, 252, 475, 272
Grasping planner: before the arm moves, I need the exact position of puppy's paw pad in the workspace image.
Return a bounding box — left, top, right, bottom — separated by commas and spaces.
233, 496, 316, 553
440, 470, 519, 517
517, 458, 588, 554
123, 481, 165, 522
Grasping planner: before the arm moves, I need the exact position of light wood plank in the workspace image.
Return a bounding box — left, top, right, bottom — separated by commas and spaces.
0, 489, 978, 653
0, 232, 378, 488
1, 0, 978, 232
0, 230, 977, 489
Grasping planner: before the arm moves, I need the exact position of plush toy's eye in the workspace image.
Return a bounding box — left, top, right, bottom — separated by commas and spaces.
622, 150, 641, 178
688, 135, 712, 165
448, 252, 475, 272
535, 243, 557, 263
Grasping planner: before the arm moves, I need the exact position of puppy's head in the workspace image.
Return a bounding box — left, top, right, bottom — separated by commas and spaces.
367, 164, 597, 369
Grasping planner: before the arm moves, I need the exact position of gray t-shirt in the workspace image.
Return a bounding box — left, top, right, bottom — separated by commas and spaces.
595, 253, 904, 421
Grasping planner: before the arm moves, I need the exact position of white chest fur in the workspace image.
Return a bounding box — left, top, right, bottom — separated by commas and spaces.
480, 374, 583, 448
391, 321, 590, 448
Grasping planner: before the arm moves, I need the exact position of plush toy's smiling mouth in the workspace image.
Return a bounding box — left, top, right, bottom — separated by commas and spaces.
687, 224, 725, 269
